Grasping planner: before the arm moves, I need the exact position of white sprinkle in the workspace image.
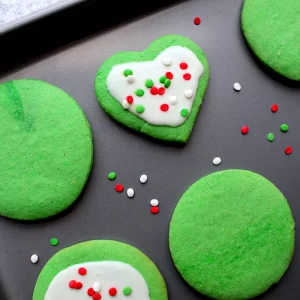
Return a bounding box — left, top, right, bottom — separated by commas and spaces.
127, 188, 135, 198
93, 283, 101, 292
184, 89, 193, 98
31, 254, 39, 264
140, 174, 148, 183
127, 75, 135, 84
213, 157, 222, 165
233, 82, 241, 91
163, 57, 172, 66
122, 100, 130, 109
169, 96, 177, 105
150, 199, 159, 206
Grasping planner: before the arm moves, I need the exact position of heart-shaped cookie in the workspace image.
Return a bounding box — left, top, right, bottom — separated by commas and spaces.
95, 35, 209, 143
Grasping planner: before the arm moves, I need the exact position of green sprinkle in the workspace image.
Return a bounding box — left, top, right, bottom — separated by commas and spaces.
181, 109, 189, 117
267, 133, 275, 142
123, 69, 133, 77
280, 124, 289, 132
50, 238, 59, 246
164, 79, 171, 88
123, 286, 132, 296
145, 79, 154, 88
135, 89, 144, 97
159, 76, 166, 84
136, 105, 145, 113
107, 172, 116, 180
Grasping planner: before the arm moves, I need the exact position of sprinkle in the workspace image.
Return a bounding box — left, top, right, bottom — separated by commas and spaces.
92, 293, 101, 300
150, 87, 158, 95
78, 267, 87, 276
136, 105, 145, 113
135, 89, 144, 97
151, 207, 159, 214
164, 79, 171, 88
126, 75, 135, 84
166, 72, 173, 79
123, 69, 133, 77
285, 146, 293, 155
69, 280, 76, 289
75, 282, 83, 289
140, 174, 148, 183
93, 283, 101, 292
163, 57, 172, 66
109, 287, 117, 296
159, 76, 166, 84
271, 104, 278, 112
158, 87, 165, 95
145, 79, 154, 88
169, 96, 177, 105
126, 96, 133, 104
280, 124, 289, 132
194, 17, 201, 25
123, 286, 132, 296
160, 104, 169, 112
184, 89, 193, 98
181, 109, 189, 117
107, 172, 116, 180
213, 157, 221, 166
127, 188, 135, 198
233, 82, 241, 91
267, 133, 275, 142
183, 73, 191, 80
180, 62, 188, 70
241, 126, 249, 134
150, 199, 159, 206
122, 100, 130, 109
115, 184, 124, 193
50, 238, 59, 246
88, 288, 96, 296
31, 254, 39, 264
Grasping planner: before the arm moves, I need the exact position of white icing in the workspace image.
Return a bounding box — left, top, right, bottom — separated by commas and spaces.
45, 261, 150, 300
107, 46, 204, 126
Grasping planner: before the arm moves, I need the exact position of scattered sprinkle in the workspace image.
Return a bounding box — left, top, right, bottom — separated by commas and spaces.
69, 280, 76, 289
150, 87, 158, 95
160, 104, 169, 112
145, 79, 154, 88
126, 75, 135, 84
123, 286, 132, 296
136, 105, 145, 113
127, 188, 135, 198
50, 238, 59, 246
135, 89, 144, 97
126, 96, 133, 104
271, 104, 278, 113
75, 282, 83, 289
78, 267, 87, 276
164, 79, 171, 88
158, 87, 165, 95
169, 96, 177, 105
267, 133, 275, 142
213, 157, 221, 166
31, 254, 39, 264
122, 100, 130, 109
280, 124, 289, 132
285, 146, 293, 155
92, 293, 101, 300
163, 57, 172, 66
194, 17, 201, 25
150, 199, 159, 207
180, 108, 189, 117
180, 62, 188, 70
183, 73, 191, 80
233, 82, 241, 91
107, 172, 117, 180
109, 287, 117, 296
165, 72, 173, 79
151, 207, 160, 214
93, 283, 101, 292
140, 174, 148, 183
184, 89, 193, 98
241, 126, 249, 135
115, 184, 124, 193
88, 288, 95, 296
123, 69, 133, 77
159, 76, 166, 84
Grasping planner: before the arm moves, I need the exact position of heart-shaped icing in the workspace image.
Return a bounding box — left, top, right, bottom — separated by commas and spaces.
95, 35, 209, 143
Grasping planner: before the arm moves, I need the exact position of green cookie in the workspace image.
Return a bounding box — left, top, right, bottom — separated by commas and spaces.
33, 240, 168, 300
242, 0, 300, 81
0, 79, 93, 220
95, 35, 209, 143
169, 170, 295, 300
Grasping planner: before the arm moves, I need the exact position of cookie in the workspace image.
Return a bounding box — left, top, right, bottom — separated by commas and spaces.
0, 79, 93, 220
169, 170, 295, 300
33, 240, 168, 300
242, 0, 300, 81
95, 35, 209, 143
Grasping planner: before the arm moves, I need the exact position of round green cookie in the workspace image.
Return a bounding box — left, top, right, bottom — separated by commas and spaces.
0, 79, 93, 220
242, 0, 300, 81
169, 170, 295, 300
33, 240, 168, 300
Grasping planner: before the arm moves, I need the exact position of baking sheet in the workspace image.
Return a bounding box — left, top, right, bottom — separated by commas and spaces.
0, 0, 299, 299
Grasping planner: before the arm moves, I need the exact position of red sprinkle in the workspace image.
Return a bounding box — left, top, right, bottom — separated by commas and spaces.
151, 207, 160, 214
194, 17, 201, 25
78, 267, 87, 276
241, 126, 249, 135
109, 287, 117, 296
92, 293, 101, 300
183, 73, 191, 80
88, 287, 96, 296
126, 96, 133, 104
150, 87, 158, 95
285, 146, 293, 155
69, 280, 76, 289
115, 184, 124, 193
158, 87, 165, 95
271, 104, 278, 113
165, 72, 173, 80
75, 282, 83, 289
180, 62, 188, 70
160, 104, 169, 112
